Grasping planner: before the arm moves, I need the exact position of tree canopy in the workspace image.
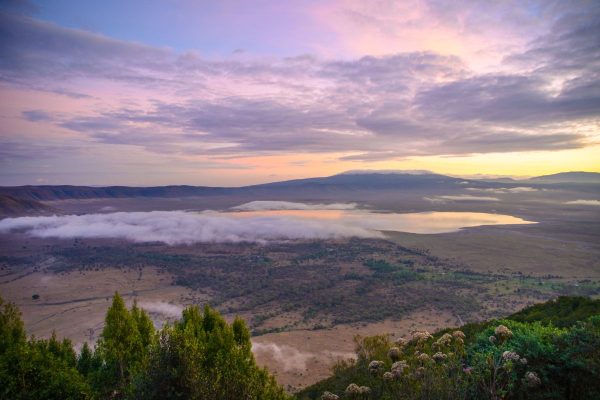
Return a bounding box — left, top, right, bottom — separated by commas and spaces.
0, 293, 289, 400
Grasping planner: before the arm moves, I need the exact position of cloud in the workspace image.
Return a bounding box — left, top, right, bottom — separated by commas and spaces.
423, 196, 446, 204
565, 200, 600, 206
138, 301, 183, 318
0, 211, 381, 244
436, 195, 500, 202
21, 110, 52, 122
0, 140, 83, 162
0, 207, 535, 240
231, 201, 357, 211
318, 0, 580, 67
1, 4, 598, 167
502, 187, 539, 193
252, 342, 314, 372
252, 341, 355, 372
467, 187, 538, 194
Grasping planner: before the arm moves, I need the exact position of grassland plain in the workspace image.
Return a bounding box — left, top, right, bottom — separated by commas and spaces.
2, 226, 599, 390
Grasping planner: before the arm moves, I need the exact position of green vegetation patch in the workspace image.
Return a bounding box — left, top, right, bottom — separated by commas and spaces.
509, 295, 600, 327
298, 296, 600, 400
0, 294, 289, 400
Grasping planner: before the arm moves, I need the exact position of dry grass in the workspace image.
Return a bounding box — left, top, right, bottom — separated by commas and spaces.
253, 308, 457, 391
0, 267, 194, 345
386, 227, 600, 278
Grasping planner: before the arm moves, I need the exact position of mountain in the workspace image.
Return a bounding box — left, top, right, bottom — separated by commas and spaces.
253, 171, 465, 189
0, 194, 57, 217
0, 172, 467, 201
1, 170, 597, 203
528, 171, 600, 184
338, 169, 435, 176
0, 185, 230, 202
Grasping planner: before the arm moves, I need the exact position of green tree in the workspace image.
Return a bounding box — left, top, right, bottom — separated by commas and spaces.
0, 297, 90, 399
131, 300, 155, 349
135, 305, 289, 399
553, 316, 600, 399
0, 296, 26, 353
76, 342, 94, 377
94, 293, 145, 397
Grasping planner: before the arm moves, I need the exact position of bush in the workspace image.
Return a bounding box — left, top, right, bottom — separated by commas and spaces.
299, 297, 600, 400
0, 297, 91, 399
0, 294, 289, 400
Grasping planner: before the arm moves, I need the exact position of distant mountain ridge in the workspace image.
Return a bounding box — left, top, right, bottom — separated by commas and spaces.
338, 169, 434, 175
0, 170, 597, 202
0, 185, 230, 202
255, 171, 463, 189
0, 194, 57, 217
527, 171, 600, 184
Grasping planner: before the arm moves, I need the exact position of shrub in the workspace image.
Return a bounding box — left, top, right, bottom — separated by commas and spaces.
301, 297, 600, 400
0, 295, 289, 400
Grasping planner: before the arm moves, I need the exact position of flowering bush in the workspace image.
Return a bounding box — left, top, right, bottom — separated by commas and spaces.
316, 329, 469, 399
307, 316, 600, 400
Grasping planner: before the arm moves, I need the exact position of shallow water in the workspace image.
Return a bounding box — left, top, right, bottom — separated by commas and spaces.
221, 209, 535, 234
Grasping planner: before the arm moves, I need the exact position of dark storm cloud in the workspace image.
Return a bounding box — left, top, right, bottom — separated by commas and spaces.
0, 4, 597, 162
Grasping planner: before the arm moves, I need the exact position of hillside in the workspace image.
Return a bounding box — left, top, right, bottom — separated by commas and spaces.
298, 296, 600, 400
1, 170, 597, 203
0, 173, 466, 202
2, 293, 599, 399
255, 171, 466, 190
528, 171, 600, 184
0, 194, 56, 217
0, 185, 230, 202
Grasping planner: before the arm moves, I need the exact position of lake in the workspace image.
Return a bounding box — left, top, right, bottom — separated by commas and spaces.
220, 209, 536, 234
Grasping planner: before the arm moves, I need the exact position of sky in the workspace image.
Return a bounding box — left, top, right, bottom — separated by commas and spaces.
0, 0, 598, 186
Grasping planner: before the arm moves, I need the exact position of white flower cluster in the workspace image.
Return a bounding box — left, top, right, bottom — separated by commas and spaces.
345, 383, 371, 395
368, 360, 385, 375
412, 330, 433, 343
388, 346, 401, 361
494, 325, 513, 342
321, 391, 339, 400
391, 360, 408, 377
524, 371, 541, 387
502, 351, 527, 365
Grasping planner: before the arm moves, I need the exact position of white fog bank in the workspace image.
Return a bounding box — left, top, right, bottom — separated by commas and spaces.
0, 202, 536, 245
0, 210, 381, 245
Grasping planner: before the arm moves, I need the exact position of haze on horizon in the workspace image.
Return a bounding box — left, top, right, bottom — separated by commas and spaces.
0, 0, 599, 186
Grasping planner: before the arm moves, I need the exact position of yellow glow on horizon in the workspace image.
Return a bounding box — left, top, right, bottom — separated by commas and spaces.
386, 146, 600, 177
219, 145, 600, 185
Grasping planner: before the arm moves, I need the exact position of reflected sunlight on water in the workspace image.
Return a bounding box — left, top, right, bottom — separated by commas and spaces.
219, 209, 535, 234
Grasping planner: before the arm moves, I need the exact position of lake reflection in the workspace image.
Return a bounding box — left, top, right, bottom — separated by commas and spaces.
221, 209, 535, 234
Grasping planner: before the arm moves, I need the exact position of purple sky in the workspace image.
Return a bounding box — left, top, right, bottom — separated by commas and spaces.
1, 0, 599, 186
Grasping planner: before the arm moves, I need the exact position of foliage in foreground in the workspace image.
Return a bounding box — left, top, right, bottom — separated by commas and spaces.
0, 294, 289, 400
299, 296, 600, 400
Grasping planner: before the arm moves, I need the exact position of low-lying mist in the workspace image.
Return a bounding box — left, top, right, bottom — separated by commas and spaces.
0, 201, 536, 245
0, 210, 380, 245
251, 341, 355, 372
